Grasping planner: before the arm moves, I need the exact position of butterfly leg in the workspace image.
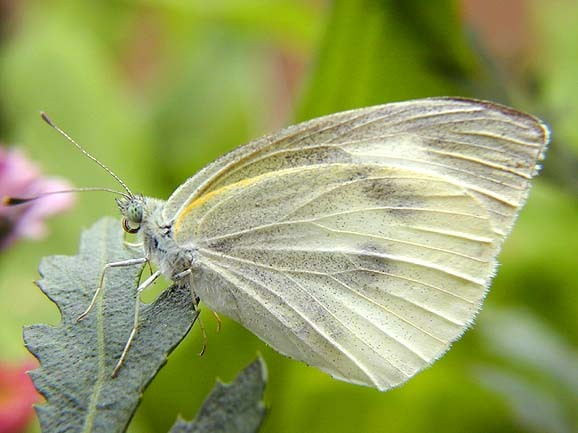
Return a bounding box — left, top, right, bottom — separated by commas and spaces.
189, 283, 208, 357
196, 314, 208, 357
112, 269, 162, 377
212, 311, 222, 333
76, 257, 149, 322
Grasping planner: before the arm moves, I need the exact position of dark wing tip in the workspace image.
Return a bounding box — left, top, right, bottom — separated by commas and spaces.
438, 97, 551, 146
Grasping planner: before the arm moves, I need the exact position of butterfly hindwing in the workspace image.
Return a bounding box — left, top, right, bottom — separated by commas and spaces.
174, 164, 498, 390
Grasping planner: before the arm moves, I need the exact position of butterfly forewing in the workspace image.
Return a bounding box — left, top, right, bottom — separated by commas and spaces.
164, 97, 548, 238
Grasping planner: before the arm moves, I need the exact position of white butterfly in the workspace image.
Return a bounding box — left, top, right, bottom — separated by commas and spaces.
62, 97, 553, 390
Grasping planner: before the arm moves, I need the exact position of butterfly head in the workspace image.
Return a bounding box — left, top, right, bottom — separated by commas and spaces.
116, 195, 144, 234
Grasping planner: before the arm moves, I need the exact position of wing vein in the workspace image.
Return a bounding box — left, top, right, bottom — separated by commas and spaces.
341, 151, 522, 207
201, 241, 484, 285
323, 106, 505, 143
311, 222, 490, 263
427, 149, 532, 180
283, 272, 413, 377
332, 267, 478, 304
201, 206, 488, 245
204, 256, 397, 386
201, 259, 367, 380
335, 134, 529, 160
205, 144, 340, 189
453, 130, 543, 147
326, 274, 449, 346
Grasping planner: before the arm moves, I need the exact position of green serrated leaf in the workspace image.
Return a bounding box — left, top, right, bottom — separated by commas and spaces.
23, 217, 198, 433
169, 358, 267, 433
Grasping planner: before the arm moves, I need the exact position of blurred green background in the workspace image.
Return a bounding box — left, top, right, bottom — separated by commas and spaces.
0, 0, 576, 432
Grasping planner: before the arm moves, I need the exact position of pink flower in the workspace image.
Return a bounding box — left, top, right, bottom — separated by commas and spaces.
0, 360, 39, 433
0, 146, 74, 251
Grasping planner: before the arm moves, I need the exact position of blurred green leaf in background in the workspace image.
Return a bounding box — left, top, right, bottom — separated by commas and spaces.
0, 0, 576, 432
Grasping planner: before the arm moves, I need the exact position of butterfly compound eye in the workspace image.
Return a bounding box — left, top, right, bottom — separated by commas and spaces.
126, 202, 143, 224
117, 198, 142, 233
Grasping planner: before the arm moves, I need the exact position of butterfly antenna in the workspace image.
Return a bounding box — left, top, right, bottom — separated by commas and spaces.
3, 187, 130, 206
40, 112, 133, 197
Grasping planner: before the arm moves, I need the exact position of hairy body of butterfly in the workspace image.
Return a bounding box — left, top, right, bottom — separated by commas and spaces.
97, 97, 548, 391
117, 197, 200, 280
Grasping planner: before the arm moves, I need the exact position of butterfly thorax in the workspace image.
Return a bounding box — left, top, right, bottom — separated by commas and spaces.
118, 195, 199, 281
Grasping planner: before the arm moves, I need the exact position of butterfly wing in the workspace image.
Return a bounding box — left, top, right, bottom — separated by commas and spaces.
169, 98, 549, 390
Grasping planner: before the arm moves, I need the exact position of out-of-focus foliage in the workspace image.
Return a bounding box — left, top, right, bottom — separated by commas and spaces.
0, 1, 575, 432
476, 309, 578, 433
296, 0, 477, 119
